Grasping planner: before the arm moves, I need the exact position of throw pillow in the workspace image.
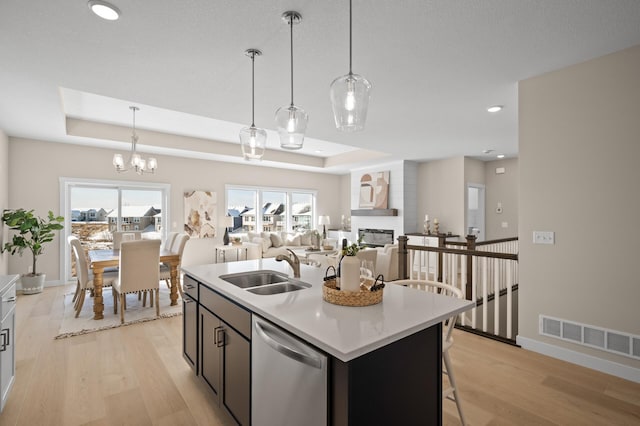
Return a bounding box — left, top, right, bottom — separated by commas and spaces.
270, 233, 284, 248
252, 237, 270, 253
286, 234, 301, 246
260, 232, 273, 248
299, 231, 312, 245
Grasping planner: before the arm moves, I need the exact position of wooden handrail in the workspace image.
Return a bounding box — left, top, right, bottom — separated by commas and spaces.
447, 236, 519, 247
404, 244, 518, 260
398, 235, 518, 300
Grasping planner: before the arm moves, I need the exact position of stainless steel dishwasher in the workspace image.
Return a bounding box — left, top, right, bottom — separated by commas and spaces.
252, 315, 327, 426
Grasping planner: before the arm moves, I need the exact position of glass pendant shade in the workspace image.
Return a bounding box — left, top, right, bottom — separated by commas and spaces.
330, 72, 372, 132
113, 153, 124, 170
239, 48, 266, 160
146, 157, 158, 171
330, 0, 372, 132
275, 104, 308, 150
276, 11, 307, 150
240, 125, 267, 160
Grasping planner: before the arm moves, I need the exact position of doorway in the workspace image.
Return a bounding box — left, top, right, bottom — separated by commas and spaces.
466, 183, 485, 241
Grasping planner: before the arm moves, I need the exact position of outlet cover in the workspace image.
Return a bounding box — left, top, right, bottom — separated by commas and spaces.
533, 231, 555, 244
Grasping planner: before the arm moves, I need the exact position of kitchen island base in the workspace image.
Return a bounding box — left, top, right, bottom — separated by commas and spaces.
330, 323, 442, 425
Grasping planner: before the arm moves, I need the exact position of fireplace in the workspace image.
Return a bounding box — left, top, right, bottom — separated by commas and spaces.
358, 228, 394, 248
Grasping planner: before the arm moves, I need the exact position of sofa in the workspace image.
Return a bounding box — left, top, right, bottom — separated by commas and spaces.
231, 230, 329, 258
375, 244, 399, 281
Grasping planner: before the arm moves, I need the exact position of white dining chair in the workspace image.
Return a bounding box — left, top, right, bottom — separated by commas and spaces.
112, 239, 161, 324
162, 231, 179, 251
393, 279, 467, 426
159, 233, 190, 297
112, 230, 143, 249
68, 235, 117, 318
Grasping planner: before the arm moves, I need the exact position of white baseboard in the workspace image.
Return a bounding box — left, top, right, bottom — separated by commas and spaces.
16, 279, 68, 293
517, 335, 640, 384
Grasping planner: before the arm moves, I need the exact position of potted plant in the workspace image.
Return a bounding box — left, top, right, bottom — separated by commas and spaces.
1, 208, 64, 294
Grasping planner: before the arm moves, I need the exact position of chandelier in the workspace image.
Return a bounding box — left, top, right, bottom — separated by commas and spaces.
112, 106, 158, 175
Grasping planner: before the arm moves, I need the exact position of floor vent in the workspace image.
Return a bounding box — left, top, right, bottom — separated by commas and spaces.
539, 315, 640, 360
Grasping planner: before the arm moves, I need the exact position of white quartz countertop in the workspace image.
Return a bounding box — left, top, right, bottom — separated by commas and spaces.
182, 259, 473, 362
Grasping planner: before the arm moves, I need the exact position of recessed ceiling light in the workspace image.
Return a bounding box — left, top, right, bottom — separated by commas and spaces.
482, 149, 494, 154
487, 105, 503, 113
497, 154, 505, 159
315, 150, 323, 153
88, 1, 120, 21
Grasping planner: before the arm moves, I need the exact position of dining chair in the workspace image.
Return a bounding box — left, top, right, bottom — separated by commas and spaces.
112, 239, 161, 324
393, 279, 467, 426
112, 230, 143, 250
162, 231, 179, 251
68, 235, 117, 318
159, 233, 190, 296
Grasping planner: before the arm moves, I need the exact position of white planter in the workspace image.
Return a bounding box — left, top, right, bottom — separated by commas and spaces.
20, 273, 46, 294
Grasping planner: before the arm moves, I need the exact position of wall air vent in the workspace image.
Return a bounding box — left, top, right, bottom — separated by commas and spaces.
539, 315, 640, 360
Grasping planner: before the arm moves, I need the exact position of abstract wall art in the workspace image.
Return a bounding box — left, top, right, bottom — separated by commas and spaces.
359, 171, 390, 209
184, 190, 216, 238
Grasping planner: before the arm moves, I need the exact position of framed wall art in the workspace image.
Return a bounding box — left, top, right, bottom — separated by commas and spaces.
184, 190, 216, 238
359, 171, 390, 209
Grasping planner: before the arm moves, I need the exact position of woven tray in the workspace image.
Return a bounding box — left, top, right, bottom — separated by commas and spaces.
322, 278, 383, 307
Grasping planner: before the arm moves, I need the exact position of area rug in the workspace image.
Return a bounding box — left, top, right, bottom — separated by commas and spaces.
55, 284, 182, 339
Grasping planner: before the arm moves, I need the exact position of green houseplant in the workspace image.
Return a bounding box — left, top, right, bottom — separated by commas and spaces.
1, 208, 64, 294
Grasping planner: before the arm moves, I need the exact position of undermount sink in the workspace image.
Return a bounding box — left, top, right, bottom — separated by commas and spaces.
219, 270, 311, 295
247, 282, 311, 295
219, 270, 289, 288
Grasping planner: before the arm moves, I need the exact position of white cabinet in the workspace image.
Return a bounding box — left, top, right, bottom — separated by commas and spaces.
407, 235, 439, 280
0, 275, 18, 413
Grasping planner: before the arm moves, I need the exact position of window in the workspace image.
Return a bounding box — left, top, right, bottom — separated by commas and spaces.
61, 178, 170, 281
291, 192, 313, 232
226, 185, 316, 234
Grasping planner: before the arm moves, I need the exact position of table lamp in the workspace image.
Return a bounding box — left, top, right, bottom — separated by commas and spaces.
222, 216, 234, 245
318, 215, 330, 240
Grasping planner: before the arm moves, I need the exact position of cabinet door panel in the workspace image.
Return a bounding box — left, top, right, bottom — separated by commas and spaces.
200, 309, 221, 401
183, 295, 197, 372
0, 310, 15, 412
223, 326, 250, 426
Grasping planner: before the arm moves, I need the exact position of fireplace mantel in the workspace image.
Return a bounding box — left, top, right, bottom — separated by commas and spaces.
351, 209, 398, 216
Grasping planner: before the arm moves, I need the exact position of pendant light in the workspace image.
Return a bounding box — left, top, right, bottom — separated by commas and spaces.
112, 106, 158, 175
275, 11, 308, 150
330, 0, 372, 132
239, 48, 267, 160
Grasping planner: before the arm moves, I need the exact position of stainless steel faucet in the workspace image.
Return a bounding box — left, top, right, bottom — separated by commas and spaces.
275, 249, 300, 278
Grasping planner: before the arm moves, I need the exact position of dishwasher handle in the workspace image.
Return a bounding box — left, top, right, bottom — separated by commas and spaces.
254, 319, 323, 370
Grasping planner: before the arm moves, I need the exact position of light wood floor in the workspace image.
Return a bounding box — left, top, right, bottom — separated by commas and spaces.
1, 285, 639, 425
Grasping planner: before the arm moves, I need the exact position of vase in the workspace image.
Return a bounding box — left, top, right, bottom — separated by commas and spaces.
340, 256, 361, 292
20, 273, 46, 294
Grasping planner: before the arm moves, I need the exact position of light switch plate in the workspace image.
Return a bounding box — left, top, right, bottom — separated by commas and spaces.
533, 231, 554, 244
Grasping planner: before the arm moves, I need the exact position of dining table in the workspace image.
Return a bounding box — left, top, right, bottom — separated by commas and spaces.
88, 248, 181, 320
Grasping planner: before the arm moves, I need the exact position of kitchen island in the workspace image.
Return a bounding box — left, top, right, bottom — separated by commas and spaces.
182, 258, 473, 425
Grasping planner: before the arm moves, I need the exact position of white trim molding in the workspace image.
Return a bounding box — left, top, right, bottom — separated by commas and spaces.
517, 335, 640, 384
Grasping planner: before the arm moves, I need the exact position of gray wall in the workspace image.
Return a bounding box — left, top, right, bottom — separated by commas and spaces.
417, 157, 465, 237
519, 44, 640, 369
7, 137, 343, 282
485, 158, 519, 240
